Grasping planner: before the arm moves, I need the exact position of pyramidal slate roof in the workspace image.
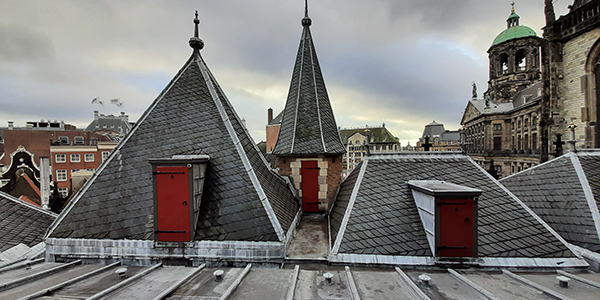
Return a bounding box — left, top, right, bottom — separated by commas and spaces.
330, 153, 574, 258
47, 15, 299, 243
0, 191, 56, 252
271, 5, 345, 156
501, 150, 600, 253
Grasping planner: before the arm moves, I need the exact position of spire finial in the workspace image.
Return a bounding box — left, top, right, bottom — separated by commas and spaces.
189, 10, 204, 50
302, 0, 312, 26
305, 0, 308, 18
511, 2, 515, 14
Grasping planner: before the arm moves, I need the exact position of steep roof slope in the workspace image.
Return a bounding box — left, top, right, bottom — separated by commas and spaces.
331, 153, 574, 258
271, 8, 344, 156
501, 150, 600, 252
0, 191, 56, 252
47, 16, 299, 242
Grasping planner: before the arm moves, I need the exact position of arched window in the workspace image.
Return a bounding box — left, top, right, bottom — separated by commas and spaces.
516, 49, 526, 71
500, 54, 509, 75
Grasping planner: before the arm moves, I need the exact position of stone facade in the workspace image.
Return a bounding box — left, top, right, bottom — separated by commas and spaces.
276, 155, 343, 211
543, 0, 600, 156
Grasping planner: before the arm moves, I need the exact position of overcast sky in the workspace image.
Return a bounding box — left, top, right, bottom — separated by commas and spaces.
0, 1, 570, 145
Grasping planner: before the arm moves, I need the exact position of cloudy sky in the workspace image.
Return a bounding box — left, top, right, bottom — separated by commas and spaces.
0, 1, 570, 145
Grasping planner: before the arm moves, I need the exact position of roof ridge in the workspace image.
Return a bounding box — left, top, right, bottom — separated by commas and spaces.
331, 159, 368, 255
195, 58, 286, 242
570, 154, 600, 242
0, 190, 57, 218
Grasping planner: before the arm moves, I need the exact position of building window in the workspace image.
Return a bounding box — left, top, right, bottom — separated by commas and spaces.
74, 136, 84, 145
58, 187, 69, 197
493, 137, 502, 150
532, 133, 538, 151
56, 169, 67, 181
102, 151, 110, 161
516, 49, 526, 71
55, 154, 66, 163
71, 154, 81, 162
58, 136, 69, 145
71, 169, 80, 174
494, 165, 502, 173
85, 153, 95, 162
493, 124, 502, 131
86, 168, 95, 172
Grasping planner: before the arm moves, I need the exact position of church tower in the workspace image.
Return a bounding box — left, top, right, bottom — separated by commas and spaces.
272, 1, 345, 213
486, 3, 542, 103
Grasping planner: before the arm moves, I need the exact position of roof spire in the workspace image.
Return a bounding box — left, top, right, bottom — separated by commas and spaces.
511, 1, 515, 14
302, 0, 312, 26
189, 10, 204, 50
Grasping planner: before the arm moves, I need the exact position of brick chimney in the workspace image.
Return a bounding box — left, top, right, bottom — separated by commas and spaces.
268, 108, 273, 124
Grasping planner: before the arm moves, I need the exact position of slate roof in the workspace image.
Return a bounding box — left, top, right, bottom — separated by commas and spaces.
0, 191, 56, 252
85, 115, 131, 135
47, 18, 299, 242
271, 10, 345, 156
330, 152, 574, 258
501, 150, 600, 252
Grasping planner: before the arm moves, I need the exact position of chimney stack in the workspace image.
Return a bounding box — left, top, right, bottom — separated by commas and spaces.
8, 121, 14, 130
268, 108, 273, 124
40, 156, 51, 210
94, 110, 99, 120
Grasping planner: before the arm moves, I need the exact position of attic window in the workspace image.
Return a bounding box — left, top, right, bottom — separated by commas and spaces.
149, 155, 209, 242
408, 180, 482, 258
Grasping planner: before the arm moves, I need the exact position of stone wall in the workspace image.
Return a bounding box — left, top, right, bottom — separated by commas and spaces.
554, 28, 600, 147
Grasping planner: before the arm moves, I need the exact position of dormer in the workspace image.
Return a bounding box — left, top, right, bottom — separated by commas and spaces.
149, 155, 209, 242
408, 180, 482, 258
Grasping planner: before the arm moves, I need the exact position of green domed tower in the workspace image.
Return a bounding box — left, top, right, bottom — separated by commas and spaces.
486, 3, 542, 103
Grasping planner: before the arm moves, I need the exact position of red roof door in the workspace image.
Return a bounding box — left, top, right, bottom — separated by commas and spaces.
301, 161, 320, 212
155, 166, 190, 242
439, 198, 474, 257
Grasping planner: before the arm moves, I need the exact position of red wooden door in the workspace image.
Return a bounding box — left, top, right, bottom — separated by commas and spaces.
155, 166, 190, 242
439, 199, 474, 257
301, 161, 320, 212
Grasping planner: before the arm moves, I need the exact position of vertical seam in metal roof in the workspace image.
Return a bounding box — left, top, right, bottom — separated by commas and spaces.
308, 30, 327, 153
45, 54, 198, 239
571, 154, 600, 243
197, 59, 285, 242
331, 159, 368, 255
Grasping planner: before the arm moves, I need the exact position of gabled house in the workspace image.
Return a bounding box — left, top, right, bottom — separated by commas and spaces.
45, 13, 300, 266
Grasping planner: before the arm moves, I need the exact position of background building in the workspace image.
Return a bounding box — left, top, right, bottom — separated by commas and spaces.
461, 5, 543, 178
415, 121, 461, 152
339, 124, 400, 175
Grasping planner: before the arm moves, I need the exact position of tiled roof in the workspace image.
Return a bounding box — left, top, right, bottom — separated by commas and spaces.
271, 13, 345, 156
331, 153, 574, 258
339, 127, 399, 145
0, 191, 56, 252
501, 150, 600, 252
47, 29, 299, 242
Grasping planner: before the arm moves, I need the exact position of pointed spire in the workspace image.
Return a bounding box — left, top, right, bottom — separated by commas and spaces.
189, 10, 204, 50
302, 0, 312, 26
511, 1, 515, 14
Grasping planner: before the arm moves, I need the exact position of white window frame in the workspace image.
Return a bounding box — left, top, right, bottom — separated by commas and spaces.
55, 154, 67, 163
58, 187, 69, 197
70, 153, 81, 163
56, 169, 67, 181
71, 169, 80, 174
102, 151, 110, 161
85, 168, 95, 172
84, 153, 95, 162
74, 136, 85, 145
